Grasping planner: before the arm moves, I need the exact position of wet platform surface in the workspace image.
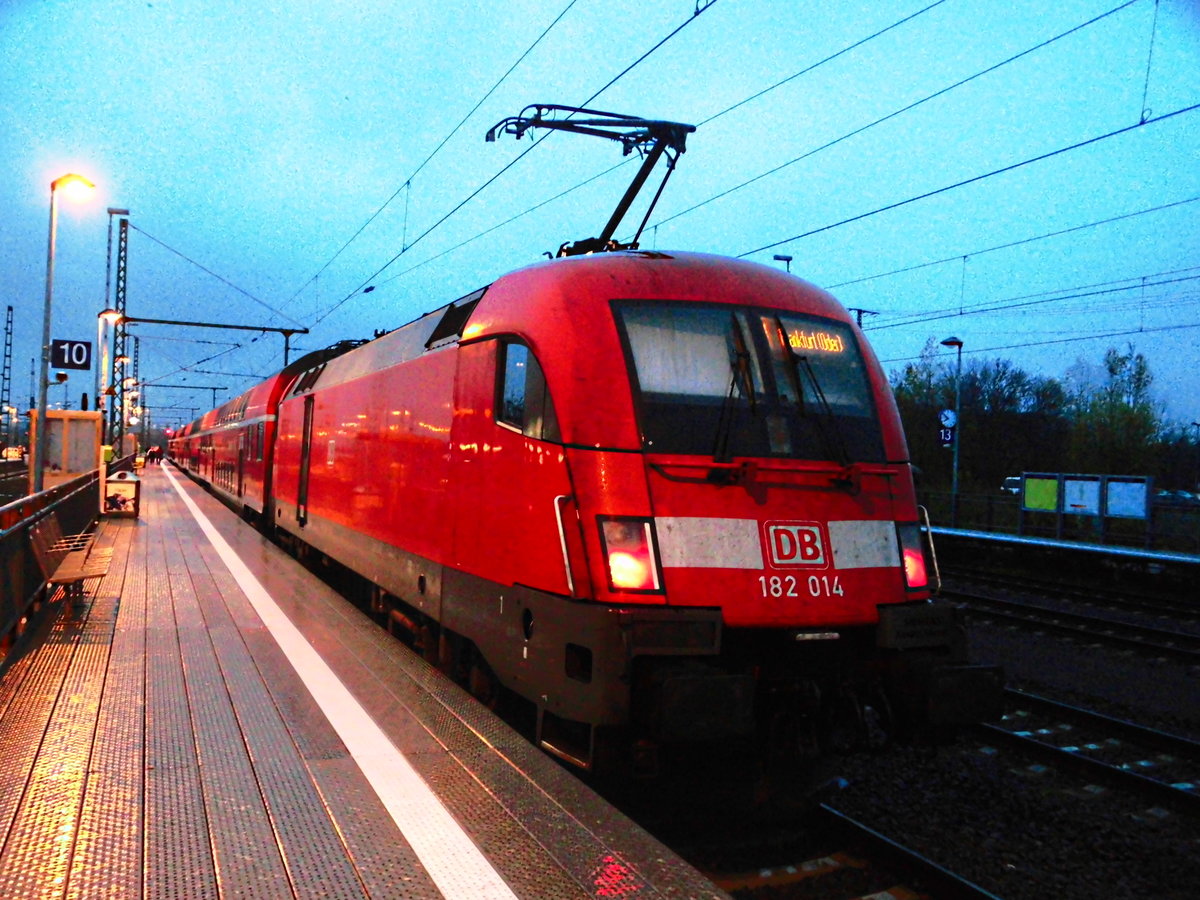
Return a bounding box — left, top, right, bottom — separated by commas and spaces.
0, 464, 725, 899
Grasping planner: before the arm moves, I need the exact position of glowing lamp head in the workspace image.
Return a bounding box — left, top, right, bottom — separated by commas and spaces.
52, 173, 96, 202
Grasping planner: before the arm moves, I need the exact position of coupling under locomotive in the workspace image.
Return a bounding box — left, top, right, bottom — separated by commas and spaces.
171, 249, 1000, 770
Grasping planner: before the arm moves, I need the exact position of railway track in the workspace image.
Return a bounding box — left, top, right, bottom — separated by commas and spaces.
0, 463, 27, 503
943, 568, 1199, 624
704, 804, 1002, 899
979, 688, 1200, 816
949, 588, 1200, 663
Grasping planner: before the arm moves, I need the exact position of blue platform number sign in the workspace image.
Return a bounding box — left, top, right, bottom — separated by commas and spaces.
50, 339, 92, 371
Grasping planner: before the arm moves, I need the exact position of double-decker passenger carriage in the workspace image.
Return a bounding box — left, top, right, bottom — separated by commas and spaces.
170, 343, 362, 520
171, 107, 1000, 770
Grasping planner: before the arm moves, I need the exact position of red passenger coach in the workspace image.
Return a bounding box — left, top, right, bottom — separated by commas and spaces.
240, 250, 997, 770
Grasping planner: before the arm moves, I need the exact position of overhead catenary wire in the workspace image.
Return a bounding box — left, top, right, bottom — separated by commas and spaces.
128, 1, 590, 400
874, 264, 1200, 372
826, 195, 1200, 291
310, 0, 722, 328
657, 0, 1144, 234
145, 1, 1195, 411
324, 0, 941, 312
361, 0, 1140, 273
286, 0, 584, 308
370, 1, 951, 272
128, 223, 307, 329
370, 159, 631, 291
881, 319, 1200, 368
694, 0, 949, 129
867, 268, 1200, 332
736, 102, 1200, 259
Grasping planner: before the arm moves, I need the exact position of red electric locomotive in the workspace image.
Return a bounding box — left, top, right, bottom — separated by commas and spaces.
171, 107, 999, 770
174, 250, 998, 770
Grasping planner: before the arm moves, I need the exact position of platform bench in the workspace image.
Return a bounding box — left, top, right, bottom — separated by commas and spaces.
29, 513, 112, 599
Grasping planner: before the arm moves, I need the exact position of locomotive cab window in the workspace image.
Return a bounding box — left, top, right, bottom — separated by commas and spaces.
614, 300, 884, 462
497, 341, 560, 442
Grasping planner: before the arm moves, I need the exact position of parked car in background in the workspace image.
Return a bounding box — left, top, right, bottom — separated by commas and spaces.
1001, 476, 1022, 495
1154, 489, 1200, 506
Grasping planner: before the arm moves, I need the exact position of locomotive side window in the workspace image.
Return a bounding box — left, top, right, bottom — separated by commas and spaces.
614, 301, 884, 462
498, 341, 560, 442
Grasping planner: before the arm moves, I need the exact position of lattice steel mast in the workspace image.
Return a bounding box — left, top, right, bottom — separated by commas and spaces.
110, 218, 129, 451
2, 306, 12, 447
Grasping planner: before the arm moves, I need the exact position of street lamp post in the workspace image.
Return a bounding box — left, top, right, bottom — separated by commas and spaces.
941, 336, 964, 525
33, 173, 95, 493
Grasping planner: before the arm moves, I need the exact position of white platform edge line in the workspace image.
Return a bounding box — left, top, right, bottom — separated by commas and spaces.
162, 464, 519, 900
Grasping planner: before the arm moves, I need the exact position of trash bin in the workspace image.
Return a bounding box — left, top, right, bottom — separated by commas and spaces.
104, 471, 141, 518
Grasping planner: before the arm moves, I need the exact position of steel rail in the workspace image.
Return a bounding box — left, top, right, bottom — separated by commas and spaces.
979, 688, 1200, 815
816, 804, 1004, 900
953, 591, 1200, 662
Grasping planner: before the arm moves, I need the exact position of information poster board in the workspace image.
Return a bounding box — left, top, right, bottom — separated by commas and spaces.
1022, 474, 1059, 512
1062, 477, 1101, 516
1105, 478, 1150, 519
1017, 472, 1151, 521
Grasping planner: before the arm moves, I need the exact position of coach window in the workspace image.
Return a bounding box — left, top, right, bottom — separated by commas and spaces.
498, 341, 560, 442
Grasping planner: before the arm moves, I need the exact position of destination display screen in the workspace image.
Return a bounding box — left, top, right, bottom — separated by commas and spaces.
787, 329, 845, 354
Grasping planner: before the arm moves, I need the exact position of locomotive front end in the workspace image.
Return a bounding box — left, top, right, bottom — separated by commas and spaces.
519, 252, 1000, 765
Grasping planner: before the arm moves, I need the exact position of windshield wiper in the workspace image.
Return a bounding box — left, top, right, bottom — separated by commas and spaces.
774, 316, 850, 467
713, 315, 756, 464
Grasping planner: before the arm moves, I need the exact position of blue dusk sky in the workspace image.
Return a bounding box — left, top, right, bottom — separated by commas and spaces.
2, 0, 1198, 433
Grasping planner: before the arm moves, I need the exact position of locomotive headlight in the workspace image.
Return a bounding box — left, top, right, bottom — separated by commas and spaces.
896, 523, 929, 591
599, 517, 662, 592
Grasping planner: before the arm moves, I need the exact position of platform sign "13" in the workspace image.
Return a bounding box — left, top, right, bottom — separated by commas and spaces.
938, 408, 957, 448
50, 339, 92, 371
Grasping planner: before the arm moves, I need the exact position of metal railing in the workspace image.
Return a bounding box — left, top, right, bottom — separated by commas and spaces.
0, 457, 134, 664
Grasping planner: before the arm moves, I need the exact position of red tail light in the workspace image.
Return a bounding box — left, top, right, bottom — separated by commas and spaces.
599, 518, 662, 592
896, 523, 928, 590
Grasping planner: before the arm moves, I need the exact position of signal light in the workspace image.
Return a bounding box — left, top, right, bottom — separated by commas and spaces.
599, 518, 662, 592
896, 523, 928, 590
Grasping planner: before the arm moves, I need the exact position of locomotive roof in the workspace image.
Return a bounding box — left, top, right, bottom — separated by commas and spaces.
290, 250, 859, 395
497, 250, 848, 318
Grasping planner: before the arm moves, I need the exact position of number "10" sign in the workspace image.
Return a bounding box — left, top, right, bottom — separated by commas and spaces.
50, 339, 92, 371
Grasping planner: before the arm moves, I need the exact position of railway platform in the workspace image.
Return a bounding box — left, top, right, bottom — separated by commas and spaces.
0, 464, 725, 899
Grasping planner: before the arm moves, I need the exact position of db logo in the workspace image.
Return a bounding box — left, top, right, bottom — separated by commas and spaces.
765, 522, 827, 567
